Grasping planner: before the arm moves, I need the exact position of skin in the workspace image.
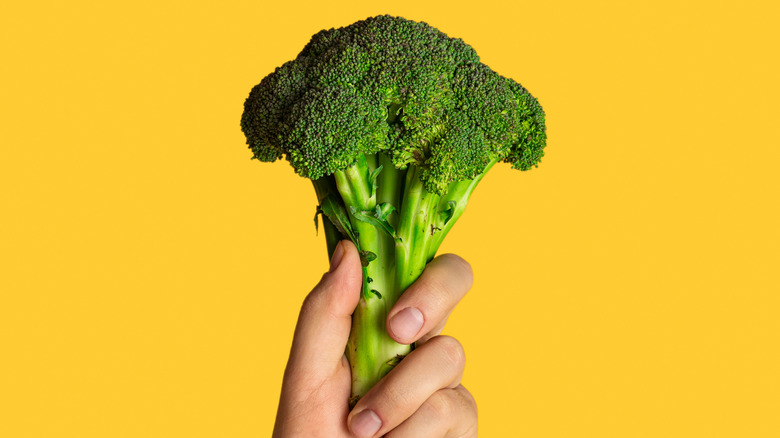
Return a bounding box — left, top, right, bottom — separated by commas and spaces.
273, 240, 478, 438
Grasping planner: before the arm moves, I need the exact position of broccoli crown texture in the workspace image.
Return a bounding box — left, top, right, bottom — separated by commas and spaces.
241, 15, 546, 195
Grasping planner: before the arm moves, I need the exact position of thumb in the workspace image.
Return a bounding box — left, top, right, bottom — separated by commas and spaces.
287, 240, 362, 375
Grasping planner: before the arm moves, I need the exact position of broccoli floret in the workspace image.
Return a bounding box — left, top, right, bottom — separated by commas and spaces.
240, 15, 546, 405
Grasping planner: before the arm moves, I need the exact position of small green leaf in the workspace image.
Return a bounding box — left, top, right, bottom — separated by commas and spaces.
379, 354, 407, 379
350, 205, 398, 240
375, 202, 396, 221
439, 200, 458, 226
369, 165, 383, 199
320, 195, 356, 242
385, 354, 404, 368
359, 250, 377, 267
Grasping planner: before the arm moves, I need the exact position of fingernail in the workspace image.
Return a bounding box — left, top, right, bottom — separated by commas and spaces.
389, 307, 424, 342
329, 242, 345, 273
350, 409, 382, 437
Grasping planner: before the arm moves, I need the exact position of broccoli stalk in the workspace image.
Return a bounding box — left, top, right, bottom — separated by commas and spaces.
241, 15, 546, 406
312, 152, 498, 404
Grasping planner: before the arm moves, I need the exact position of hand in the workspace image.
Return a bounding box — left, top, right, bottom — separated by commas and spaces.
273, 240, 478, 438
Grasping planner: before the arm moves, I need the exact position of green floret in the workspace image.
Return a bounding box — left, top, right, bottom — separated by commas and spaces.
504, 78, 547, 170
240, 14, 546, 406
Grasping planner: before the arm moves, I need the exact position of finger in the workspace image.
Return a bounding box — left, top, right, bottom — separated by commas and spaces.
387, 254, 473, 345
347, 336, 466, 438
386, 386, 478, 438
287, 240, 362, 377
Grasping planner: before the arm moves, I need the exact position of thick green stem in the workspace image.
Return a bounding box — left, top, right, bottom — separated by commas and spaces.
312, 178, 343, 259
395, 166, 441, 292
334, 155, 373, 208
377, 152, 403, 226
334, 153, 411, 407
317, 153, 485, 407
426, 157, 499, 259
346, 219, 405, 405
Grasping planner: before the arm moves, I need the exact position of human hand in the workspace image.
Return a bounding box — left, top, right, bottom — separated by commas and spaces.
273, 240, 478, 438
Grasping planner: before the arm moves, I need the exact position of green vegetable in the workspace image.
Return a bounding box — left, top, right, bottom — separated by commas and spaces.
240, 15, 546, 406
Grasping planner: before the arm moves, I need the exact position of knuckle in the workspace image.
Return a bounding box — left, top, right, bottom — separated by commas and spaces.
450, 386, 478, 438
300, 288, 322, 315
423, 390, 456, 418
379, 380, 415, 411
301, 272, 355, 320
301, 271, 334, 310
456, 385, 478, 416
432, 335, 465, 371
333, 269, 361, 295
438, 253, 474, 289
419, 275, 451, 307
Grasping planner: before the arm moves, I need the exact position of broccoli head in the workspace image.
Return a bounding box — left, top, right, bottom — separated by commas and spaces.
241, 15, 545, 193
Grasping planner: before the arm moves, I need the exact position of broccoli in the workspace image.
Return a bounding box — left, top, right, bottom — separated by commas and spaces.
241, 15, 546, 406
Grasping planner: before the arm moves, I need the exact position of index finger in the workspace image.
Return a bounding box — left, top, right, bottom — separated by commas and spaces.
386, 254, 473, 345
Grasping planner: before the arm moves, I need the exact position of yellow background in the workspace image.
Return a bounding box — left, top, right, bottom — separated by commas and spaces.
1, 0, 778, 436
